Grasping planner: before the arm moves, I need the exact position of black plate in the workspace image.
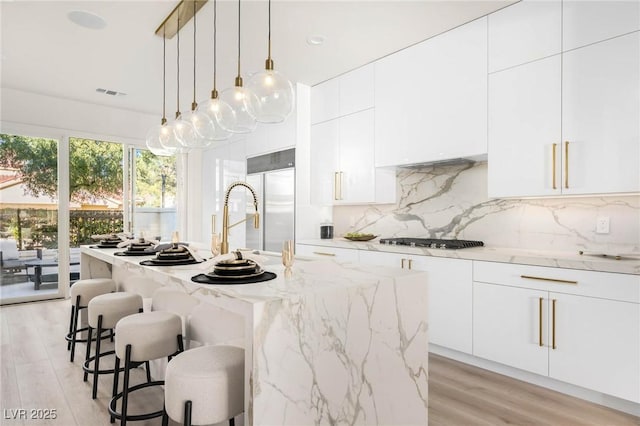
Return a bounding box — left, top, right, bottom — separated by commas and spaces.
114, 250, 157, 257
206, 269, 264, 280
192, 271, 277, 285
140, 259, 202, 266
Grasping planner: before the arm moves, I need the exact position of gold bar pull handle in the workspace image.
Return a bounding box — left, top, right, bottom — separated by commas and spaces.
552, 299, 557, 350
539, 297, 544, 347
333, 172, 339, 201
339, 171, 344, 200
521, 275, 578, 285
401, 258, 406, 269
552, 143, 557, 190
564, 141, 569, 189
408, 259, 413, 270
313, 251, 336, 257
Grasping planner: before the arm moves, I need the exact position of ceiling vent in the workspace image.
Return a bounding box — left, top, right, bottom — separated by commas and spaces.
96, 88, 127, 96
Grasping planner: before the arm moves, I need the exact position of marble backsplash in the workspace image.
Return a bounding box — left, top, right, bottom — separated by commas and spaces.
333, 162, 640, 253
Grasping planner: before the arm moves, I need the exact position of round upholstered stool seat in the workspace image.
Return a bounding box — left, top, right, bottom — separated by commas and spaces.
163, 345, 245, 426
109, 311, 184, 426
65, 278, 116, 362
83, 292, 143, 399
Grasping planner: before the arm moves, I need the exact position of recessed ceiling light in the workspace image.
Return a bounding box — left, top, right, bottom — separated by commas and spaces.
67, 10, 107, 30
96, 88, 127, 97
306, 34, 326, 46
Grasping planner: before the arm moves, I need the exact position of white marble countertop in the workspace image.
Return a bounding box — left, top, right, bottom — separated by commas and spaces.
297, 239, 640, 275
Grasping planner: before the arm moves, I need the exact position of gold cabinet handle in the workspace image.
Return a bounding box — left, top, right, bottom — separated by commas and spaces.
401, 258, 406, 269
339, 171, 344, 200
408, 259, 413, 270
313, 251, 336, 257
552, 299, 557, 350
521, 275, 577, 285
538, 297, 544, 347
552, 143, 557, 190
564, 141, 569, 189
333, 172, 339, 201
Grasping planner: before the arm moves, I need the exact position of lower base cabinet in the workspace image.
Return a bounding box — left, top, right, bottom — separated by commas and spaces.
473, 262, 640, 403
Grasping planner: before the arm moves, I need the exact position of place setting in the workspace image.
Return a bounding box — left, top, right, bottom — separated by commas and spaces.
140, 232, 204, 266
114, 232, 160, 256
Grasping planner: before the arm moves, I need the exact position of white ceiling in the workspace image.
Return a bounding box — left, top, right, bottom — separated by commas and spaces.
1, 0, 514, 117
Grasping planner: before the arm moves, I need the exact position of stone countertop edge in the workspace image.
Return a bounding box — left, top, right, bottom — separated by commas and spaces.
296, 239, 640, 275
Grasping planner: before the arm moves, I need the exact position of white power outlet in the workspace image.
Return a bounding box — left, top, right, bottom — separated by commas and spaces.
596, 216, 610, 234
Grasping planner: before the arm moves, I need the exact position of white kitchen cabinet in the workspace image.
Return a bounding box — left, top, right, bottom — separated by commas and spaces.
310, 79, 339, 124
488, 55, 561, 197
473, 261, 640, 402
310, 64, 374, 125
488, 32, 640, 197
549, 292, 640, 403
473, 282, 549, 376
561, 32, 640, 195
375, 17, 487, 167
295, 244, 359, 263
310, 109, 395, 205
488, 0, 561, 73
358, 251, 473, 354
562, 0, 640, 52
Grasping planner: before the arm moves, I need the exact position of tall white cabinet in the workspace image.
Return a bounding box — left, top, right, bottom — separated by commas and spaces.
488, 0, 640, 197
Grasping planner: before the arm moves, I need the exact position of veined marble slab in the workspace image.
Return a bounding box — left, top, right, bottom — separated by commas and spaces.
297, 239, 640, 275
80, 246, 429, 425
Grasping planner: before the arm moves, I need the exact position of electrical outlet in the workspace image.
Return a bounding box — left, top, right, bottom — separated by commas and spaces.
596, 216, 610, 234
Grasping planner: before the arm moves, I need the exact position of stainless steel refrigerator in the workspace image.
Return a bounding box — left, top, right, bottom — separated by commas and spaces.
245, 148, 295, 252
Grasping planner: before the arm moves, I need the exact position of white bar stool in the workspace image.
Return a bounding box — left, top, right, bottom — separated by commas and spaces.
108, 311, 184, 426
83, 292, 143, 399
66, 278, 116, 362
162, 345, 245, 426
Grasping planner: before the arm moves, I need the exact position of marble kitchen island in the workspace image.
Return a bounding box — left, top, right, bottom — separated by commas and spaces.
80, 246, 429, 425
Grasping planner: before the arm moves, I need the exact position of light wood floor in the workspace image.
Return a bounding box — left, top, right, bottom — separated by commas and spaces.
1, 299, 639, 426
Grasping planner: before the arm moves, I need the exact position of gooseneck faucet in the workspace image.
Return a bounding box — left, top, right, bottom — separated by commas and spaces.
221, 181, 260, 255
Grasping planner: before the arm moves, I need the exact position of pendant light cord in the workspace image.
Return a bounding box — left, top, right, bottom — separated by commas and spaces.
162, 26, 166, 122
237, 0, 241, 79
192, 0, 197, 108
176, 14, 181, 116
268, 0, 271, 60
213, 0, 217, 92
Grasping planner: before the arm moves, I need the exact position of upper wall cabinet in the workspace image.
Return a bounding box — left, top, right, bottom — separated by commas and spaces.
563, 0, 640, 51
488, 0, 561, 73
311, 64, 374, 124
375, 17, 488, 167
488, 0, 640, 198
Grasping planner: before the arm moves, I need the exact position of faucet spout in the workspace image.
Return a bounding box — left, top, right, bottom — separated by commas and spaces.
221, 181, 260, 255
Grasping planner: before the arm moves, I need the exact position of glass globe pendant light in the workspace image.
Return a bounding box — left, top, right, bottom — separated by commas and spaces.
145, 28, 172, 156
197, 0, 233, 142
218, 0, 259, 134
161, 13, 196, 154
180, 0, 213, 148
247, 0, 294, 123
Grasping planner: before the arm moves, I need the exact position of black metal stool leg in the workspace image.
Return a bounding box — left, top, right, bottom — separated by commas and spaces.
184, 400, 192, 426
92, 315, 104, 399
111, 356, 120, 424
67, 304, 75, 351
229, 416, 235, 426
84, 326, 93, 382
145, 361, 152, 383
69, 296, 81, 361
120, 344, 132, 426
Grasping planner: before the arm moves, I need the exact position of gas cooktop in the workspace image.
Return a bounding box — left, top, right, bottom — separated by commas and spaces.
379, 238, 484, 249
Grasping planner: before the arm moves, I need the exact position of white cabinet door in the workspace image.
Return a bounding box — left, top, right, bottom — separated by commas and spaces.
488, 0, 561, 73
488, 55, 562, 197
422, 257, 472, 354
337, 109, 376, 203
375, 18, 488, 167
549, 292, 640, 403
473, 282, 549, 376
339, 64, 375, 117
561, 32, 640, 195
310, 120, 339, 205
311, 79, 339, 124
358, 250, 407, 269
563, 0, 640, 51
